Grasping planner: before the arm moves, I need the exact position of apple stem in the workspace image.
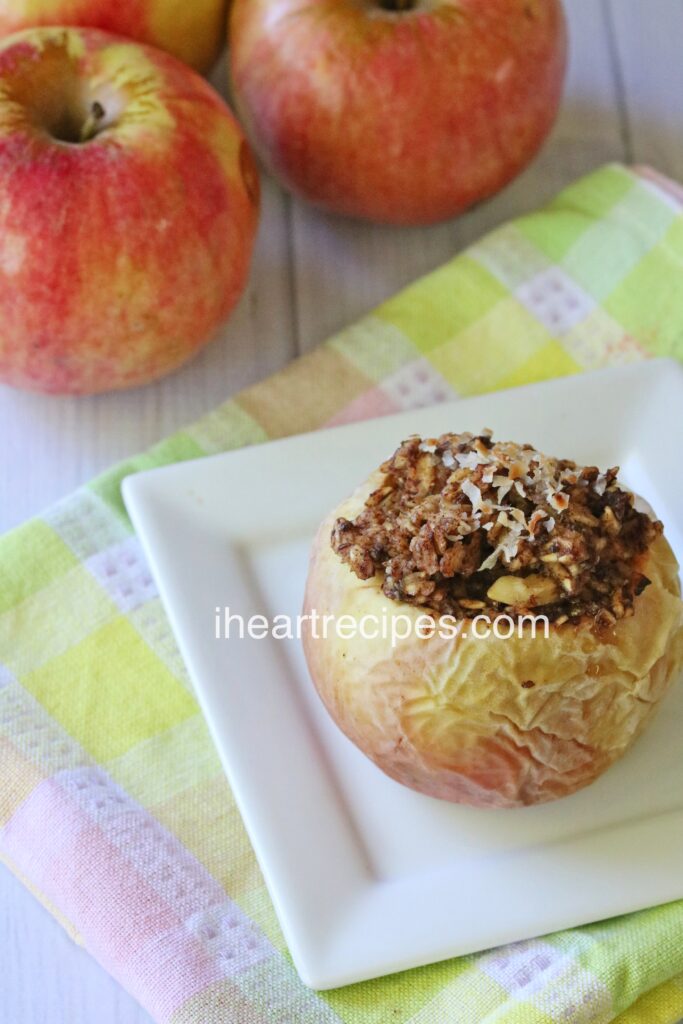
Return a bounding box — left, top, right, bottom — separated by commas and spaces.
379, 0, 415, 10
79, 101, 106, 144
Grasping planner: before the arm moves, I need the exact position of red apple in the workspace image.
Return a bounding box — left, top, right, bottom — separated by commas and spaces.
230, 0, 567, 225
0, 27, 260, 395
0, 0, 228, 72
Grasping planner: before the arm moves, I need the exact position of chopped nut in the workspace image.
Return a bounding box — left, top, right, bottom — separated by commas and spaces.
595, 608, 617, 630
601, 506, 619, 536
487, 574, 560, 606
344, 544, 375, 580
366, 484, 394, 507
570, 510, 600, 528
402, 573, 435, 598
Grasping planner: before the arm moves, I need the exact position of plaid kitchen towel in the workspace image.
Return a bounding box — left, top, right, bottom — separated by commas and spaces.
2, 163, 683, 1024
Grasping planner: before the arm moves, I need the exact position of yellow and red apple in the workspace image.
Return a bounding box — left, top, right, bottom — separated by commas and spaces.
0, 27, 259, 395
0, 0, 227, 72
230, 0, 567, 225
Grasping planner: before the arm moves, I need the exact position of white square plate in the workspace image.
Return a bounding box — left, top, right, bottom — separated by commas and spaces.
123, 359, 683, 990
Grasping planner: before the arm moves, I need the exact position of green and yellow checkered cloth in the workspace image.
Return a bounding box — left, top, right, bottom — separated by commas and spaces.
1, 164, 683, 1023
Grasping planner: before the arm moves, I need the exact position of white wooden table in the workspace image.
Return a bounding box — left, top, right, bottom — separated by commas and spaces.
2, 2, 682, 1020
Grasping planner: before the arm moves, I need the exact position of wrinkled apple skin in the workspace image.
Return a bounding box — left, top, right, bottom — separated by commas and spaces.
230, 0, 567, 225
302, 473, 683, 808
0, 28, 260, 394
0, 0, 227, 72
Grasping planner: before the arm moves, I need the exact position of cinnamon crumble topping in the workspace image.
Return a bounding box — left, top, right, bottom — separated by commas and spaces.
331, 432, 662, 625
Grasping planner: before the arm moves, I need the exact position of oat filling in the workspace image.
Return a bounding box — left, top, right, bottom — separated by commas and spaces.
331, 432, 662, 627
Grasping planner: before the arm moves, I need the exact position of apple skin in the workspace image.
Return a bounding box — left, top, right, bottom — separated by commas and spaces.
0, 27, 260, 395
0, 0, 227, 72
230, 0, 567, 225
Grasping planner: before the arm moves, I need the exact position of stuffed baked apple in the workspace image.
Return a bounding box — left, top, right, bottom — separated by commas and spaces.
302, 432, 683, 808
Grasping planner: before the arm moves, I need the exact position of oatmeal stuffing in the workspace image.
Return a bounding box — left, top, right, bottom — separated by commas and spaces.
331, 432, 662, 626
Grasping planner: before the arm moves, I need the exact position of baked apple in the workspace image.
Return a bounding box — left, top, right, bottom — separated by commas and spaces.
302, 433, 683, 808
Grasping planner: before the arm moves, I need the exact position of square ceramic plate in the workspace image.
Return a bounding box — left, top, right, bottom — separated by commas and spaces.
123, 359, 683, 990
